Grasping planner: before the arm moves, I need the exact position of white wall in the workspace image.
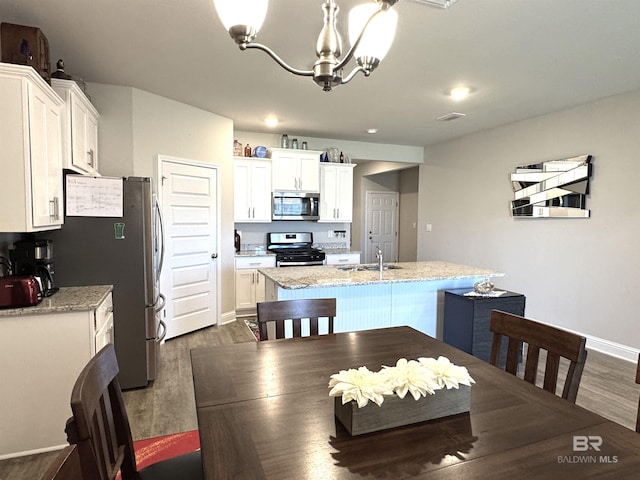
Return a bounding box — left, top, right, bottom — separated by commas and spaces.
418, 89, 640, 360
87, 84, 236, 319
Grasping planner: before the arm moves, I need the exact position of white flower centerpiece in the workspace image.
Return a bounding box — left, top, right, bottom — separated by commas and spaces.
329, 357, 475, 435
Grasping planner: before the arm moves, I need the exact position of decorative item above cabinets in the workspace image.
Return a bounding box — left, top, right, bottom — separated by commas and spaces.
510, 154, 593, 218
51, 78, 100, 175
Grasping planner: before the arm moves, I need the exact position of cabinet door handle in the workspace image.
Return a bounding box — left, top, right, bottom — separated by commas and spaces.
50, 197, 60, 221
252, 207, 255, 218
87, 149, 94, 167
248, 207, 251, 218
336, 208, 340, 218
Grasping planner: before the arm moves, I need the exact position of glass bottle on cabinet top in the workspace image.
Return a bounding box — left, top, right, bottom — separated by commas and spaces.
233, 139, 242, 156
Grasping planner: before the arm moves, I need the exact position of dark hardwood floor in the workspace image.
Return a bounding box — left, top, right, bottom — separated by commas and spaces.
1, 319, 637, 480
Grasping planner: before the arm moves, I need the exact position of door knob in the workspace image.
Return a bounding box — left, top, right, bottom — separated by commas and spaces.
211, 253, 218, 259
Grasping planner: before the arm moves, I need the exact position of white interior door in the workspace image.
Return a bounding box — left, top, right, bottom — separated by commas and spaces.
158, 157, 219, 339
365, 191, 399, 263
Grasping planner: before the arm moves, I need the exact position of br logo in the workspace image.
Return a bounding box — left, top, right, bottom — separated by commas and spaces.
573, 435, 602, 452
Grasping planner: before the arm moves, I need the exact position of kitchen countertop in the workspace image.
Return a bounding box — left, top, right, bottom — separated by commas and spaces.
259, 261, 504, 290
235, 250, 274, 257
0, 285, 113, 317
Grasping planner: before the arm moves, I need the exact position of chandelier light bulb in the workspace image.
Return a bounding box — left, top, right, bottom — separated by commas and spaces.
348, 3, 398, 65
213, 0, 268, 36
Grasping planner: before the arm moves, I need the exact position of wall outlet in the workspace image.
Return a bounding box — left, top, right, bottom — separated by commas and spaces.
426, 224, 432, 232
328, 230, 334, 238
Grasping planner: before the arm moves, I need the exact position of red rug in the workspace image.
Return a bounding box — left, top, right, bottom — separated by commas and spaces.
115, 429, 200, 479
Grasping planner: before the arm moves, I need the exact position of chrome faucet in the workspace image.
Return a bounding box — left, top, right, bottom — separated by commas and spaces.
376, 246, 383, 272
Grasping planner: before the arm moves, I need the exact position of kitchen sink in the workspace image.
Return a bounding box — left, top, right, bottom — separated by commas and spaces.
336, 264, 402, 271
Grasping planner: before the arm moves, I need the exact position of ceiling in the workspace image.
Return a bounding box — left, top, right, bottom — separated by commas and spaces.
2, 0, 640, 147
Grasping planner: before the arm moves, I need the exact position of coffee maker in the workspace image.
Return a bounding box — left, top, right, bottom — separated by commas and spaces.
10, 239, 58, 297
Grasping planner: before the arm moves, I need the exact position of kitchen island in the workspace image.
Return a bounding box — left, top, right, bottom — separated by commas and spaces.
260, 261, 504, 338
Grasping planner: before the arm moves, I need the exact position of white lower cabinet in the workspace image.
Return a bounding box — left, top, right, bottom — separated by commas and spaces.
0, 289, 114, 458
235, 256, 276, 315
325, 252, 361, 265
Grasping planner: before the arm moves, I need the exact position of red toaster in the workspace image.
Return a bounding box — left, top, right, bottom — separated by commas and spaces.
0, 275, 41, 308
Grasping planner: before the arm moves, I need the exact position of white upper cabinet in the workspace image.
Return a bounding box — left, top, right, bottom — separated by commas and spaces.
270, 148, 321, 192
319, 163, 355, 222
0, 63, 64, 232
51, 78, 100, 175
234, 158, 272, 222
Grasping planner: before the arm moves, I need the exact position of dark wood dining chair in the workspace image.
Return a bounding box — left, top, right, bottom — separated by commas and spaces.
256, 298, 336, 341
636, 352, 640, 433
65, 344, 203, 480
40, 445, 83, 480
489, 310, 587, 403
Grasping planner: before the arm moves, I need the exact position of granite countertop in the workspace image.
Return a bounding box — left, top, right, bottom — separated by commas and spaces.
0, 285, 113, 317
235, 250, 275, 257
259, 261, 504, 290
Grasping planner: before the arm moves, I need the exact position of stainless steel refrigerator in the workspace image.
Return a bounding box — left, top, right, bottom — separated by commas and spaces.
39, 176, 166, 389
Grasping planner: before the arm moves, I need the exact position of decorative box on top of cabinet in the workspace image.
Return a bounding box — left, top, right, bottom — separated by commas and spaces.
51, 78, 100, 175
270, 148, 322, 192
443, 289, 525, 366
319, 163, 355, 222
234, 157, 272, 222
0, 62, 64, 232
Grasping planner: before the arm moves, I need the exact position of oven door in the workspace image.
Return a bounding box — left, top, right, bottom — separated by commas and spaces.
273, 192, 319, 221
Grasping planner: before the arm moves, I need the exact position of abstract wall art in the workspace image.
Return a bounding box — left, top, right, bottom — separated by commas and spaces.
510, 154, 593, 218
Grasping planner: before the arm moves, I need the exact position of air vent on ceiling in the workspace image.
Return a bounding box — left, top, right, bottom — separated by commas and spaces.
413, 0, 458, 8
436, 112, 466, 122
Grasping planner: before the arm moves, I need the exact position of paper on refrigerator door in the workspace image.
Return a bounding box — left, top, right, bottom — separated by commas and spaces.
65, 175, 124, 217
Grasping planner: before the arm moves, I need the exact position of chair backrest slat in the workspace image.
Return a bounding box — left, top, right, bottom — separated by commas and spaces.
489, 310, 587, 403
257, 298, 336, 341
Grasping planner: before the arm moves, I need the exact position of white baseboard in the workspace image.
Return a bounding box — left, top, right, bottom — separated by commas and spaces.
584, 334, 639, 363
0, 443, 66, 460
219, 310, 237, 325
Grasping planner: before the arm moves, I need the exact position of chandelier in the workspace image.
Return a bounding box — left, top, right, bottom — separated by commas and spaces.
213, 0, 401, 92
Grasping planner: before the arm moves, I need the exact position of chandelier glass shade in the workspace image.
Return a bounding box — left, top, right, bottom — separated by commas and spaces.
212, 0, 401, 91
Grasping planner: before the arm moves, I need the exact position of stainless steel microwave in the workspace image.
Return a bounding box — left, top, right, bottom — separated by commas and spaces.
272, 191, 320, 221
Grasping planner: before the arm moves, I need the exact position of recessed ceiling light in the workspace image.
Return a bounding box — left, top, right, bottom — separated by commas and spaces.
447, 86, 474, 101
366, 128, 378, 134
265, 116, 279, 128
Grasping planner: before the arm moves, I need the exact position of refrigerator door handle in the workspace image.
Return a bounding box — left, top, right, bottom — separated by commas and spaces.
154, 293, 166, 312
155, 198, 165, 278
157, 319, 167, 343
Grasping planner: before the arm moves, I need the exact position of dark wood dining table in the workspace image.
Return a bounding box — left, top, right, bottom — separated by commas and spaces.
190, 326, 640, 479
